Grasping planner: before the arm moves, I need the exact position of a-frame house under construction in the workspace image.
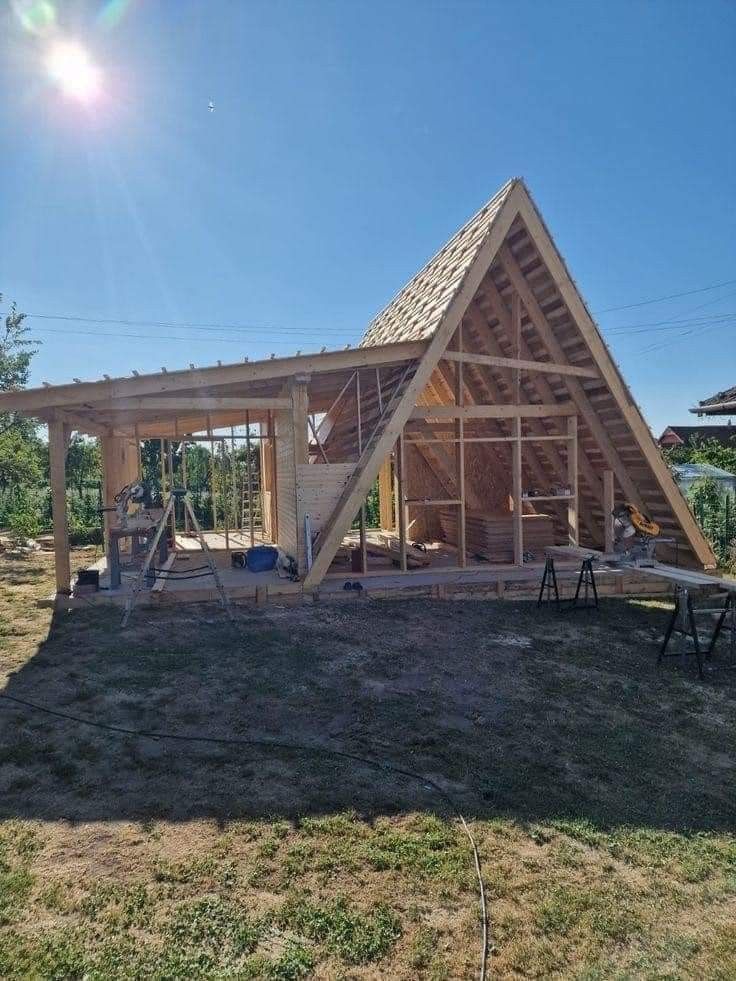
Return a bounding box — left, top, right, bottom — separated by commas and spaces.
3, 178, 715, 607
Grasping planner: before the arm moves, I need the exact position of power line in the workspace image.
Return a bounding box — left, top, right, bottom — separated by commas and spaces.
597, 277, 736, 314
20, 311, 353, 336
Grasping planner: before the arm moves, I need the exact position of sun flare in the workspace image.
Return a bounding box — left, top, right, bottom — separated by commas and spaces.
45, 40, 101, 103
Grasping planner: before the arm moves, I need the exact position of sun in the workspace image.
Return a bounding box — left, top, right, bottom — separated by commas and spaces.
45, 40, 101, 103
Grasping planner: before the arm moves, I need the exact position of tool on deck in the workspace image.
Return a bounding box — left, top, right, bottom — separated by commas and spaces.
103, 481, 159, 532
611, 503, 661, 566
121, 488, 233, 628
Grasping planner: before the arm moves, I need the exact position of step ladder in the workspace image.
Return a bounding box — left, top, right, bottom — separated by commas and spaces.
240, 465, 264, 546
121, 488, 233, 627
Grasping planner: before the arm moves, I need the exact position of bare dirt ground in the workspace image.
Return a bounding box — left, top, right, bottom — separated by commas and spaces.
0, 551, 734, 979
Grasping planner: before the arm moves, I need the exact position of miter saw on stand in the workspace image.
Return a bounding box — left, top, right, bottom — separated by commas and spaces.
609, 502, 661, 567
107, 481, 161, 532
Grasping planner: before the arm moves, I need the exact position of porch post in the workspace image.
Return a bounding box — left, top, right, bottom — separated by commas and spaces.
48, 419, 71, 595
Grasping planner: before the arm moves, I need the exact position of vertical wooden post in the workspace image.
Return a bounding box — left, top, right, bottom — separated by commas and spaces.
512, 416, 523, 566
455, 323, 466, 568
159, 438, 166, 506
167, 439, 176, 544
603, 468, 615, 553
356, 370, 367, 573
378, 457, 393, 531
246, 411, 255, 546
134, 424, 142, 481
291, 374, 310, 571
182, 440, 190, 533
567, 415, 578, 546
49, 420, 71, 595
269, 410, 279, 543
230, 426, 238, 531
395, 434, 407, 571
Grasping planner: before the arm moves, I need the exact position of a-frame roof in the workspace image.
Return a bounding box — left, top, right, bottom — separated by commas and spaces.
305, 178, 716, 584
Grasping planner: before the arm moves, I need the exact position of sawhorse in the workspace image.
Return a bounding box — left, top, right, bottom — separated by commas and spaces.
659, 586, 704, 679
537, 555, 599, 610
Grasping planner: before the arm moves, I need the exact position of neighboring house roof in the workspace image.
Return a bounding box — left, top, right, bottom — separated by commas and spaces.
659, 425, 736, 447
360, 179, 518, 347
691, 384, 736, 416
672, 462, 736, 481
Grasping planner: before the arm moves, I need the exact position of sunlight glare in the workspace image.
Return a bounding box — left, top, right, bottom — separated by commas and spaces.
45, 40, 101, 103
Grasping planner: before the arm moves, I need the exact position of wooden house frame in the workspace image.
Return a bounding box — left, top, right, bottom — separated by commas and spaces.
1, 178, 715, 604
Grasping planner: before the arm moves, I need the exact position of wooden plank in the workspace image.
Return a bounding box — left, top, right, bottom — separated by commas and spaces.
409, 402, 577, 420
96, 397, 292, 411
454, 323, 466, 568
567, 415, 578, 545
48, 420, 71, 595
441, 349, 599, 379
396, 434, 407, 572
512, 417, 523, 565
378, 457, 393, 530
603, 469, 615, 553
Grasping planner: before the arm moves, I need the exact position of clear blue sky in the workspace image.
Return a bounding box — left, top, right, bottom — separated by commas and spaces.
1, 0, 734, 434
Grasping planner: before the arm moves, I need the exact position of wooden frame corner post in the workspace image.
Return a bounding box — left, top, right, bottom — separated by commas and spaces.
48, 419, 71, 595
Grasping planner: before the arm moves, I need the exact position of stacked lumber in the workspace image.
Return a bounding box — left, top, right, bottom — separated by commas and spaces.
439, 509, 555, 563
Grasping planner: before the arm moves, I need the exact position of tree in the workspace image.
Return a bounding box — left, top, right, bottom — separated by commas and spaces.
0, 296, 36, 436
0, 295, 45, 489
65, 434, 101, 496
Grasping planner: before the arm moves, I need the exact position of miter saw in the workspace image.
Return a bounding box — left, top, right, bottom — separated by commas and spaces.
104, 481, 160, 532
611, 502, 661, 567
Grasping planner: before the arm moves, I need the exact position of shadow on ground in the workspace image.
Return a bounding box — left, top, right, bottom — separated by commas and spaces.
1, 595, 734, 830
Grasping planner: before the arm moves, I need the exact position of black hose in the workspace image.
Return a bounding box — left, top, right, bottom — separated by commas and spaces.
0, 691, 489, 980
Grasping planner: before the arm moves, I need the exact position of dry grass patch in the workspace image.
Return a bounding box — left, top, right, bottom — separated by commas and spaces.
0, 551, 734, 978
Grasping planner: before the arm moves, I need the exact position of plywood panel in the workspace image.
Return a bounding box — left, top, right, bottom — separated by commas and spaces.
297, 463, 355, 571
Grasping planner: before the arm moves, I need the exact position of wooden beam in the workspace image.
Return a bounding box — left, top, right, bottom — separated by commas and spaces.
378, 457, 393, 530
455, 325, 466, 568
396, 435, 407, 572
409, 402, 576, 420
603, 469, 615, 553
512, 417, 523, 566
0, 341, 428, 414
96, 397, 292, 412
48, 420, 71, 595
567, 415, 578, 545
441, 349, 599, 379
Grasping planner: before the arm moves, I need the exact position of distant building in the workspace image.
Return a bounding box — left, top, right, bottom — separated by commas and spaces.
658, 424, 736, 448
671, 462, 736, 500
691, 385, 736, 418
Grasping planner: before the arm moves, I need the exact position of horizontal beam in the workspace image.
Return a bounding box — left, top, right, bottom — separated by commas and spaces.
404, 498, 461, 506
409, 402, 577, 420
95, 396, 292, 412
441, 349, 598, 379
0, 341, 427, 413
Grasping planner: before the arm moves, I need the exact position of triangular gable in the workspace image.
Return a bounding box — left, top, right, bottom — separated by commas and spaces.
305, 180, 715, 586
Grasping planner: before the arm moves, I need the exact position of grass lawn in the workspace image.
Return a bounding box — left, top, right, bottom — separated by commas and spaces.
0, 551, 734, 979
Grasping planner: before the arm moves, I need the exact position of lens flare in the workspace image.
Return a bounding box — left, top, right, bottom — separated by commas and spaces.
12, 0, 56, 36
45, 40, 101, 103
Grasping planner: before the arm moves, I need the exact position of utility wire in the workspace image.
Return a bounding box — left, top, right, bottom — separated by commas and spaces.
19, 312, 352, 337
0, 690, 490, 981
597, 277, 736, 313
